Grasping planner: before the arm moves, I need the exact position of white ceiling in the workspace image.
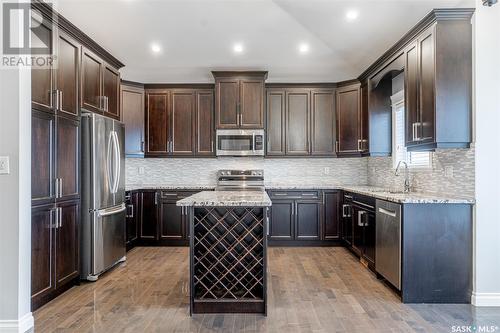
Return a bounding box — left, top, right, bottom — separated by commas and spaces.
54, 0, 475, 83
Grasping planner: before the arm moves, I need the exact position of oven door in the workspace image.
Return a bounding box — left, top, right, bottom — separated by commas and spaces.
216, 130, 262, 156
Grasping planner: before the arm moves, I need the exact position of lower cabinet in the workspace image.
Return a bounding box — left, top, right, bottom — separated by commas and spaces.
127, 189, 201, 248
31, 199, 80, 311
342, 192, 376, 270
268, 190, 339, 245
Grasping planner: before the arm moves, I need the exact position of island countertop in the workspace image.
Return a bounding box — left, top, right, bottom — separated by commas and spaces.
176, 190, 272, 207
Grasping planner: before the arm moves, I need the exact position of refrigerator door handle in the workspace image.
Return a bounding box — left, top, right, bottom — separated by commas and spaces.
112, 131, 121, 194
98, 203, 126, 217
106, 131, 114, 193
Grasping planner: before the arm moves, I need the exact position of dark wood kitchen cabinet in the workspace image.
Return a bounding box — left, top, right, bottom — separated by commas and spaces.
336, 82, 367, 157
139, 191, 159, 243
31, 22, 80, 118
323, 191, 341, 240
31, 110, 55, 205
268, 190, 337, 245
213, 71, 267, 129
145, 89, 214, 157
81, 47, 121, 119
266, 87, 336, 157
56, 116, 80, 202
159, 191, 197, 245
404, 18, 472, 151
31, 199, 80, 311
121, 83, 145, 157
125, 191, 140, 250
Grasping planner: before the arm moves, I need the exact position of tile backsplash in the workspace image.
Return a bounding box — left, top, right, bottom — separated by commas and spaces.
126, 147, 475, 198
368, 146, 475, 197
126, 157, 369, 187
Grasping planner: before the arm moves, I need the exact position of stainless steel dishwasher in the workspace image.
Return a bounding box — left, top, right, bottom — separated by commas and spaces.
375, 199, 402, 290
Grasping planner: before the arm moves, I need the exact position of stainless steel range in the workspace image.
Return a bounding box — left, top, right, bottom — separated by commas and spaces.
216, 169, 265, 191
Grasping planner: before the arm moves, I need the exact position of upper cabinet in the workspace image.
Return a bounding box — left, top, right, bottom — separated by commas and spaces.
121, 83, 145, 157
358, 9, 474, 153
145, 88, 214, 157
213, 71, 267, 129
266, 87, 336, 157
81, 47, 121, 119
403, 19, 472, 151
336, 82, 368, 157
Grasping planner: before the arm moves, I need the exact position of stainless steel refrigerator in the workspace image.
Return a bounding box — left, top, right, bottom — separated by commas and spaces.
81, 112, 126, 281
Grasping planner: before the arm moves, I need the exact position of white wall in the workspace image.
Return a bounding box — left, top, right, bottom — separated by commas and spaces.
473, 0, 500, 306
0, 1, 33, 331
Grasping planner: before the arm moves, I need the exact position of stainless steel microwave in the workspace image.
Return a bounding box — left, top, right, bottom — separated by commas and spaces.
216, 129, 265, 156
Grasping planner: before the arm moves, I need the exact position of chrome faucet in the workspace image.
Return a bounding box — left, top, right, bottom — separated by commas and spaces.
395, 161, 411, 193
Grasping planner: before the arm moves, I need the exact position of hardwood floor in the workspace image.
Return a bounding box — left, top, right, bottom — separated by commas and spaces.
34, 247, 500, 332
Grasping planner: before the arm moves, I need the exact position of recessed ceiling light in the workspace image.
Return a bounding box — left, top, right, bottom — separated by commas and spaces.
298, 43, 309, 54
233, 43, 244, 54
151, 43, 161, 54
346, 9, 359, 21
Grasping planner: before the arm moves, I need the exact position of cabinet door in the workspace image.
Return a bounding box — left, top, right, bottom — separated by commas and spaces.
31, 16, 54, 113
336, 86, 360, 154
351, 205, 363, 256
418, 28, 436, 143
56, 200, 80, 287
126, 192, 139, 246
269, 201, 294, 241
311, 89, 335, 156
295, 201, 320, 240
121, 84, 145, 156
240, 80, 264, 128
160, 201, 184, 240
140, 191, 158, 240
103, 65, 120, 119
56, 32, 80, 117
285, 90, 310, 156
56, 116, 80, 201
360, 83, 369, 152
405, 41, 419, 146
146, 93, 169, 155
171, 91, 195, 155
81, 48, 103, 113
323, 191, 340, 240
195, 90, 215, 156
266, 90, 285, 156
216, 80, 239, 128
362, 210, 376, 267
32, 111, 55, 205
31, 204, 56, 306
342, 206, 353, 247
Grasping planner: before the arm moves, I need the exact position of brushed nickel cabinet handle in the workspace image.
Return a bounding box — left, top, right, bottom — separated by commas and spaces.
59, 90, 63, 111
59, 178, 63, 198
58, 207, 63, 228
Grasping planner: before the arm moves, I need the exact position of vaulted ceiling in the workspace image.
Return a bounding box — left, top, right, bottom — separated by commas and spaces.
55, 0, 475, 83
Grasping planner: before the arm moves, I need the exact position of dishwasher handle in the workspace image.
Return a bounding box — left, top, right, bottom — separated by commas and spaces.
378, 207, 397, 217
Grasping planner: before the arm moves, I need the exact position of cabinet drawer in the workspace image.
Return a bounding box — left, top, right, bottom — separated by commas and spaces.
160, 190, 199, 200
269, 190, 321, 200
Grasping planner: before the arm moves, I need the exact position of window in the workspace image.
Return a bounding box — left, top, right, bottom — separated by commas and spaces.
391, 91, 431, 169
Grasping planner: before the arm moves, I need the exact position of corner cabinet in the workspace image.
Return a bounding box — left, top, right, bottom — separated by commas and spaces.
335, 82, 368, 157
266, 87, 336, 157
213, 71, 267, 129
404, 18, 472, 151
145, 89, 214, 157
121, 83, 145, 157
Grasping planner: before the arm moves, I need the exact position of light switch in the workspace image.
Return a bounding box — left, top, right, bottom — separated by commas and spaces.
324, 167, 330, 175
0, 156, 10, 175
444, 166, 454, 178
138, 166, 145, 175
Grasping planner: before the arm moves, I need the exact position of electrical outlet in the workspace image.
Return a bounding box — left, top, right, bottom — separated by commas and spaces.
324, 167, 330, 175
138, 166, 145, 175
444, 166, 454, 178
0, 156, 10, 175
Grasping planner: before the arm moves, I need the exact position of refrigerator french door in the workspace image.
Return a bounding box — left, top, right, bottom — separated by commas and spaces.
81, 112, 126, 281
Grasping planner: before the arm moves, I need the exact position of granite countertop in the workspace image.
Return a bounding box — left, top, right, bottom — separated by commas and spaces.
176, 191, 272, 207
127, 183, 474, 205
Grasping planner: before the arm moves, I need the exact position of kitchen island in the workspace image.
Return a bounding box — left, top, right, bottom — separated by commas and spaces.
177, 191, 272, 315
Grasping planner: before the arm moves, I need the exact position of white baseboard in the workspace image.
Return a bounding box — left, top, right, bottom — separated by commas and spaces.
472, 292, 500, 306
0, 313, 34, 333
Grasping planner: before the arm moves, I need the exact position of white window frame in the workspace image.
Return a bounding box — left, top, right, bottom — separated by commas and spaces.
391, 90, 432, 169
